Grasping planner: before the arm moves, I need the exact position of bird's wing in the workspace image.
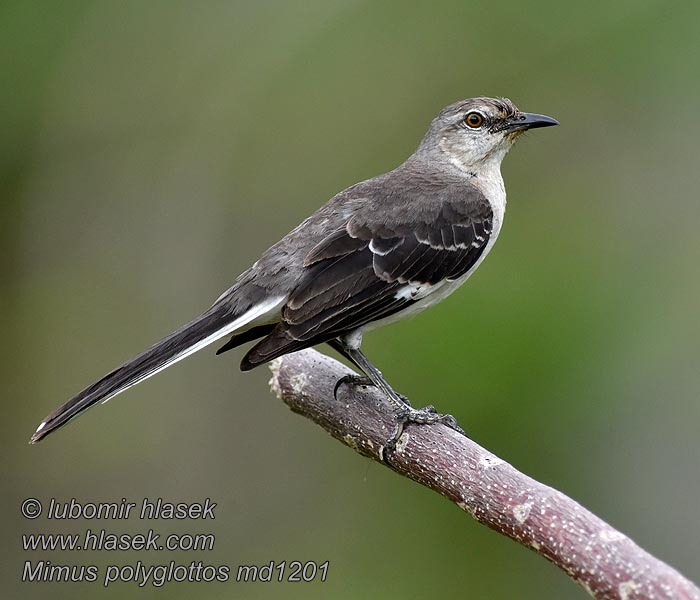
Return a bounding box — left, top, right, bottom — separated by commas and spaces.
240, 188, 493, 369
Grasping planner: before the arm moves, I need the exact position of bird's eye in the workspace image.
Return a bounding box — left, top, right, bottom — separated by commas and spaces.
464, 112, 484, 128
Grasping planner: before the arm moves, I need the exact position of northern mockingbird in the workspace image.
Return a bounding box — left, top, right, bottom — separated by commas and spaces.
30, 97, 558, 446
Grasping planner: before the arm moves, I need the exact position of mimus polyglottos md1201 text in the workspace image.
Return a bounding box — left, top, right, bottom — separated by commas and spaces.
31, 96, 557, 446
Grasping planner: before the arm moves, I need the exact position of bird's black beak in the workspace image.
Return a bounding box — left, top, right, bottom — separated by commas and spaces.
503, 112, 559, 132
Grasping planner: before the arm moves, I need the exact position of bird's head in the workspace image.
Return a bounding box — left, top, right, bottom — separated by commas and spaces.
417, 97, 558, 171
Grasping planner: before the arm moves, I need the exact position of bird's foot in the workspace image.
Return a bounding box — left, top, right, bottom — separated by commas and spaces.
381, 406, 465, 462
333, 374, 372, 400
332, 373, 463, 462
333, 375, 412, 407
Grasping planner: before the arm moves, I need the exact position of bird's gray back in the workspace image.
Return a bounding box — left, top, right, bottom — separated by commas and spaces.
223, 158, 490, 312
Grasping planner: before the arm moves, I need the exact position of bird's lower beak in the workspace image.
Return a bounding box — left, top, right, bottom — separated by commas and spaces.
504, 112, 559, 132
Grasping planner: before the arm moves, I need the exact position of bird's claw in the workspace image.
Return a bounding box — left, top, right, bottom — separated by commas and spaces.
332, 374, 464, 463
333, 375, 412, 407
333, 374, 373, 400
381, 406, 465, 461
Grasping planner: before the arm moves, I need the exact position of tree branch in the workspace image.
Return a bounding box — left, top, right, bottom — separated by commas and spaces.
268, 349, 699, 600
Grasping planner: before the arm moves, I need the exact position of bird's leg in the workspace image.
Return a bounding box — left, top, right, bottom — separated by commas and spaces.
328, 339, 409, 409
328, 339, 411, 407
328, 339, 464, 459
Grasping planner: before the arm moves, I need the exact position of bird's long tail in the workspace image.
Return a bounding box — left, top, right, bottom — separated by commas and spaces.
30, 297, 282, 444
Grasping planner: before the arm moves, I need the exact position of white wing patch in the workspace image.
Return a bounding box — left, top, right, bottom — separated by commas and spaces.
394, 281, 445, 301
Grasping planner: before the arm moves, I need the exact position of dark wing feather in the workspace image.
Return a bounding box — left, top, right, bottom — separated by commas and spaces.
241, 186, 493, 370
304, 228, 366, 267
215, 324, 276, 355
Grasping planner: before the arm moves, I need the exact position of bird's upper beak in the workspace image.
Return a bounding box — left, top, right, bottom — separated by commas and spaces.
503, 112, 559, 132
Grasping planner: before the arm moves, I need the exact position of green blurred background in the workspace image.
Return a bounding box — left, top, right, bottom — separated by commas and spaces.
3, 1, 699, 598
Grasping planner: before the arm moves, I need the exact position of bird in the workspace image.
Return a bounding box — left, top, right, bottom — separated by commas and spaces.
30, 96, 558, 446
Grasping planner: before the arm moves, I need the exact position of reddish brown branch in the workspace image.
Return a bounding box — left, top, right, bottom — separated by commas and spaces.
268, 349, 699, 600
